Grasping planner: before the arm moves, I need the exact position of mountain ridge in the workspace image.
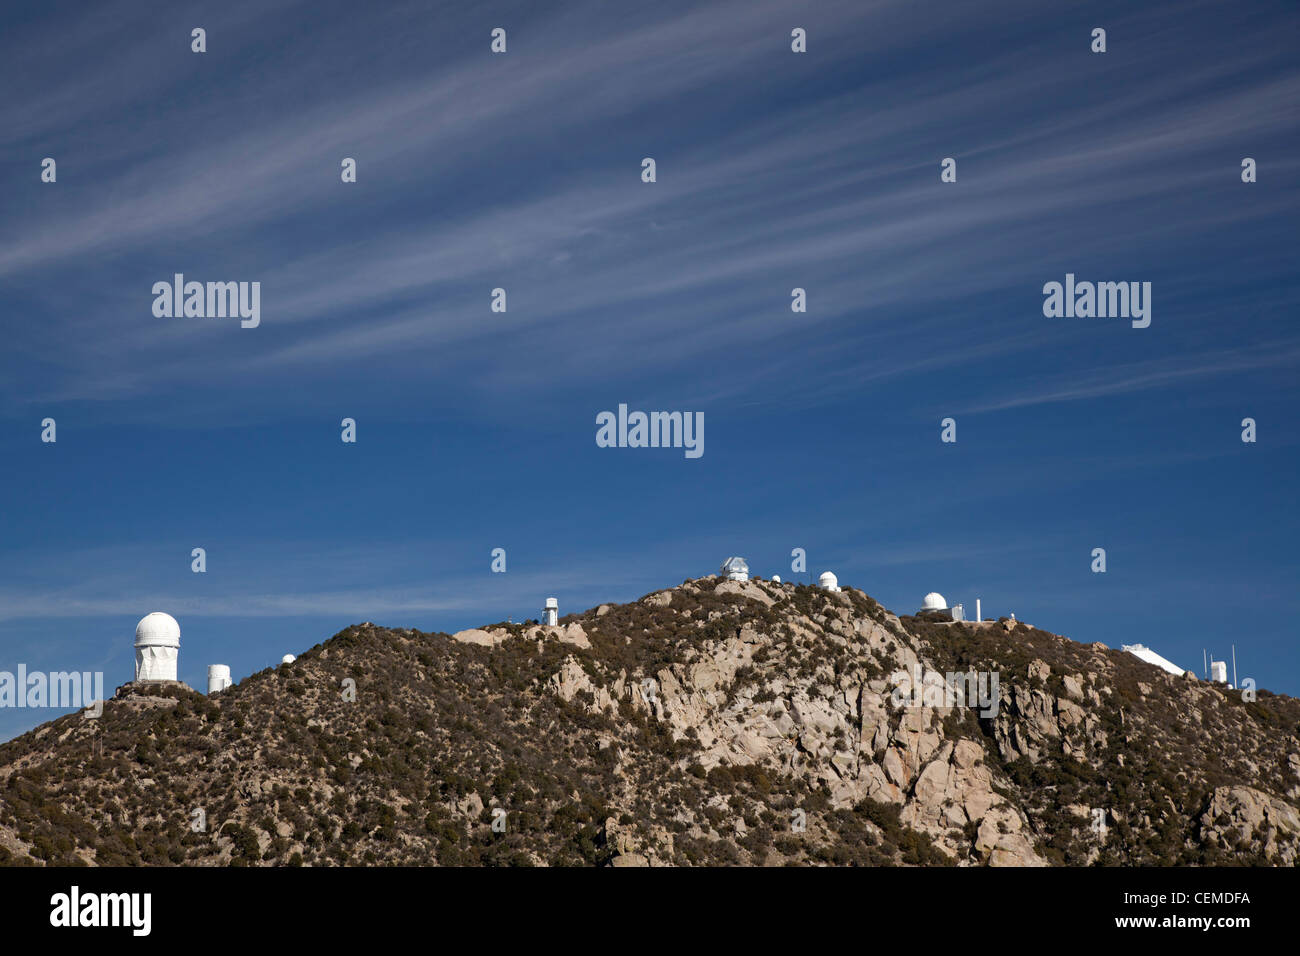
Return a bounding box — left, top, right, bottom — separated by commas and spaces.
1, 575, 1296, 867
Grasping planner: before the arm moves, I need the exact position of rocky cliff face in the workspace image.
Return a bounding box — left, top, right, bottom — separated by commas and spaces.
0, 577, 1296, 866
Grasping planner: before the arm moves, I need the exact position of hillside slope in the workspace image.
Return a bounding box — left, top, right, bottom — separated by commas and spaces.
1, 576, 1297, 866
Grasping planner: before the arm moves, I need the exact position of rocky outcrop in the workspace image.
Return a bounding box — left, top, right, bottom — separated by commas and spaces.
525, 621, 591, 649
543, 592, 1051, 865
602, 817, 674, 866
714, 580, 776, 607
991, 665, 1107, 764
451, 628, 508, 647
1200, 785, 1300, 864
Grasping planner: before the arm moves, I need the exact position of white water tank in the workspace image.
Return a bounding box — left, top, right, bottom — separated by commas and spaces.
207, 664, 232, 694
135, 612, 180, 682
544, 597, 558, 626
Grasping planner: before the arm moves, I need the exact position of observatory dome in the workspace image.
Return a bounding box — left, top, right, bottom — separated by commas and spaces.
135, 612, 180, 647
281, 654, 296, 665
134, 612, 180, 683
720, 557, 749, 582
818, 571, 839, 592
920, 592, 947, 613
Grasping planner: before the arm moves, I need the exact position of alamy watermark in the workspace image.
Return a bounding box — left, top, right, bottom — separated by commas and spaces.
1042, 273, 1151, 329
152, 274, 260, 328
50, 886, 150, 936
890, 665, 1000, 718
0, 666, 104, 716
596, 404, 703, 459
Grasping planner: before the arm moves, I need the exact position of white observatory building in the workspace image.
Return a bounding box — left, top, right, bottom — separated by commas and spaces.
917, 591, 963, 621
720, 557, 749, 582
1121, 643, 1187, 678
134, 612, 180, 682
919, 592, 947, 615
543, 597, 558, 626
207, 664, 232, 694
818, 571, 840, 592
281, 654, 296, 665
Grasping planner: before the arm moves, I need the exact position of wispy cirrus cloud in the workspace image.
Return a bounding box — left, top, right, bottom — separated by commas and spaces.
963, 339, 1300, 414
5, 0, 1296, 419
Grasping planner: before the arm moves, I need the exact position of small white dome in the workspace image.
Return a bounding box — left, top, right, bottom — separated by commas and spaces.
818, 571, 839, 591
281, 654, 296, 665
920, 592, 947, 612
134, 612, 180, 647
771, 575, 781, 584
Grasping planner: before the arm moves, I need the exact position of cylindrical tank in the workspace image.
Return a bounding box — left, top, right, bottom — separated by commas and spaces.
207, 664, 232, 694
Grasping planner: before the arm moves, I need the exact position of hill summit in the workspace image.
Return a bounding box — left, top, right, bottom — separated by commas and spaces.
1, 576, 1297, 866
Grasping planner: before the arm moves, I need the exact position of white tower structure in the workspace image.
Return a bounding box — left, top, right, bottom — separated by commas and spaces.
976, 598, 981, 622
950, 603, 964, 622
281, 654, 296, 665
1210, 660, 1228, 684
134, 612, 180, 682
818, 571, 840, 592
720, 557, 749, 582
207, 664, 232, 694
543, 597, 558, 626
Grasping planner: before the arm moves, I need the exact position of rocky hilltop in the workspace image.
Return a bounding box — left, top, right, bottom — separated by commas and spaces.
1, 576, 1297, 866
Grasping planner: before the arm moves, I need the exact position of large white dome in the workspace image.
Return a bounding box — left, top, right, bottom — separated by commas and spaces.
920, 592, 947, 612
135, 611, 180, 647
818, 571, 839, 591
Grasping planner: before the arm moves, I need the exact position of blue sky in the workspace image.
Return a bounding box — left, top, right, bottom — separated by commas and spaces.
0, 0, 1296, 741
